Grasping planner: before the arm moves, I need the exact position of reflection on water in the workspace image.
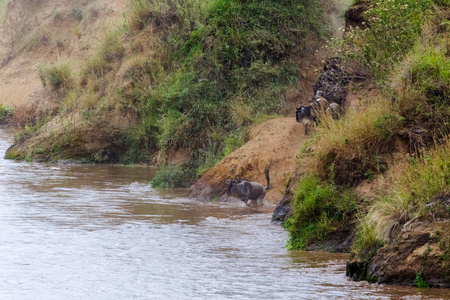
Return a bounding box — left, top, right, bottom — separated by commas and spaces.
0, 127, 449, 299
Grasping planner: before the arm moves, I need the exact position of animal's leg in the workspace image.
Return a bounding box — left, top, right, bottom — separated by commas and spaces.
256, 196, 264, 205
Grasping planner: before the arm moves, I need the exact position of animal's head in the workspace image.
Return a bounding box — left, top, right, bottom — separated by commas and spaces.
295, 104, 304, 122
297, 105, 312, 121
226, 176, 240, 196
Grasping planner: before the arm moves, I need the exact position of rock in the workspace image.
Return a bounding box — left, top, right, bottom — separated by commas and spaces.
313, 57, 349, 106
346, 259, 367, 281
348, 218, 450, 287
271, 195, 292, 224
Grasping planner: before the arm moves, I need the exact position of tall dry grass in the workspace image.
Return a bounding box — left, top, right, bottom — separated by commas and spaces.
300, 99, 403, 186
352, 135, 450, 257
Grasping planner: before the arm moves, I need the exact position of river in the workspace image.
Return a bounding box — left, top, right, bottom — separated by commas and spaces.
0, 128, 449, 299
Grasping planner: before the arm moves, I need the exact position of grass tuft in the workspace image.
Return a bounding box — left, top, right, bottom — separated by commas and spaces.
37, 60, 74, 90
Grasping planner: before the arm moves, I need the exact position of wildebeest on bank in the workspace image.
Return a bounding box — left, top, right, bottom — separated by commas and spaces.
296, 95, 342, 135
226, 169, 270, 205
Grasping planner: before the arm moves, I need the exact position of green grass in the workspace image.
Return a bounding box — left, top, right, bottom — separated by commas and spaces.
299, 99, 403, 186
285, 175, 358, 250
0, 104, 13, 123
37, 60, 74, 90
340, 0, 436, 81
392, 29, 450, 148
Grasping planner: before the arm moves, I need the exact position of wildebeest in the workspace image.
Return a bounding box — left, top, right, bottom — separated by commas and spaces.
327, 102, 341, 119
313, 57, 349, 106
226, 169, 270, 205
296, 91, 342, 135
295, 93, 329, 135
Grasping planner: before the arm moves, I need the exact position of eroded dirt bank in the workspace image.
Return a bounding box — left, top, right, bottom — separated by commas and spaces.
189, 117, 307, 204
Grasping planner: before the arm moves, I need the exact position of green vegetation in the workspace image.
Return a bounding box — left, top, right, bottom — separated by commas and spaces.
393, 29, 450, 149
285, 175, 358, 249
9, 0, 333, 186
127, 0, 329, 181
150, 165, 195, 188
351, 135, 450, 258
299, 100, 403, 186
37, 60, 74, 90
0, 104, 13, 123
341, 0, 436, 81
287, 0, 449, 256
414, 267, 430, 288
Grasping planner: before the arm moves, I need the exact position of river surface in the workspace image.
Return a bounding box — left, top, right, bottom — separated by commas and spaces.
1, 128, 449, 299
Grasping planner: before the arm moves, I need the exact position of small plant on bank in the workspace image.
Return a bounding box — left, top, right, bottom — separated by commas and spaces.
414, 266, 430, 288
150, 165, 195, 188
0, 104, 13, 123
37, 61, 74, 90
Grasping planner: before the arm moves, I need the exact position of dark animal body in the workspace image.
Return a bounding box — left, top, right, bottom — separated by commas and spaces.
296, 56, 347, 135
226, 170, 270, 205
313, 57, 349, 106
295, 93, 335, 135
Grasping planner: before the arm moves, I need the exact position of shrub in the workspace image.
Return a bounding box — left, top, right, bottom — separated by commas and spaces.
0, 104, 13, 123
150, 165, 195, 188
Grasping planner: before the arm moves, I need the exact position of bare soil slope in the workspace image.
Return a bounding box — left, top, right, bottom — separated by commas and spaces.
189, 117, 307, 204
0, 0, 126, 109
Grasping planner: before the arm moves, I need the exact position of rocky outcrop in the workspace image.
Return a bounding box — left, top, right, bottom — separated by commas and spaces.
312, 57, 349, 106
271, 194, 293, 224
348, 217, 450, 287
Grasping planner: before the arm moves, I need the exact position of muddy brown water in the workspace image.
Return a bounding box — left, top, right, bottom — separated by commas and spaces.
0, 128, 449, 299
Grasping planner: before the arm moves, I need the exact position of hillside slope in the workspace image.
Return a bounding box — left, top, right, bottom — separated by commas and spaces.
0, 0, 126, 109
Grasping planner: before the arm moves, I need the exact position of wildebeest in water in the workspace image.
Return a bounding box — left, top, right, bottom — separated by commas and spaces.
226, 169, 270, 205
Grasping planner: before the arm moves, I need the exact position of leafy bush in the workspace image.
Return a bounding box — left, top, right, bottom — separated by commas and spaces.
150, 165, 194, 188
0, 104, 13, 123
285, 175, 358, 249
